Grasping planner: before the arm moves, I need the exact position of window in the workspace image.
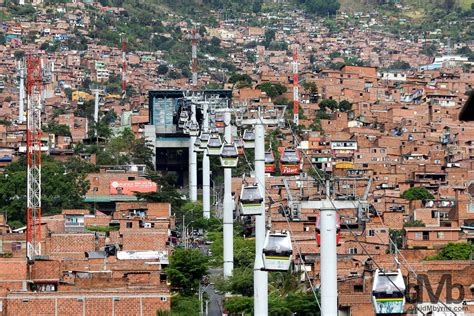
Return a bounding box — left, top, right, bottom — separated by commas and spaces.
437, 232, 444, 239
423, 232, 429, 240
468, 204, 474, 213
368, 229, 375, 237
11, 242, 22, 251
348, 248, 358, 254
126, 222, 133, 228
160, 297, 168, 302
93, 187, 98, 192
354, 285, 364, 292
415, 232, 422, 240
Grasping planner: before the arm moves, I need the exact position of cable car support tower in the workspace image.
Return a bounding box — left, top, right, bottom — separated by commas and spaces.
26, 55, 43, 262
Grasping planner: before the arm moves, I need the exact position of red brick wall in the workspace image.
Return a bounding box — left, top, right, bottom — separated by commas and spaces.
48, 233, 96, 257
121, 232, 167, 251
5, 293, 171, 316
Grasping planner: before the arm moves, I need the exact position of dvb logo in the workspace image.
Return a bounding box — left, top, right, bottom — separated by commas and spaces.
406, 274, 465, 304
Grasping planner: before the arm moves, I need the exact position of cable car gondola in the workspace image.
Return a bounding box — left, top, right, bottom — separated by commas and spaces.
279, 149, 301, 175
265, 151, 275, 173
199, 132, 210, 149
194, 138, 204, 153
372, 269, 406, 314
215, 112, 225, 128
207, 134, 222, 156
178, 111, 189, 128
220, 143, 239, 168
316, 214, 341, 246
188, 122, 199, 136
235, 138, 244, 155
262, 231, 293, 271
240, 185, 263, 216
243, 129, 255, 149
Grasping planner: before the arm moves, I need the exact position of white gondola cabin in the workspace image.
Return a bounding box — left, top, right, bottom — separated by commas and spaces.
178, 111, 188, 128
194, 138, 204, 153
188, 122, 199, 136
199, 133, 210, 149
207, 134, 222, 156
243, 129, 255, 149
371, 269, 406, 314
220, 143, 239, 168
240, 185, 263, 216
262, 231, 293, 271
279, 149, 300, 175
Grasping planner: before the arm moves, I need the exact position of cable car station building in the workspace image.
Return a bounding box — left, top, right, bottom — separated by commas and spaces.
144, 90, 231, 186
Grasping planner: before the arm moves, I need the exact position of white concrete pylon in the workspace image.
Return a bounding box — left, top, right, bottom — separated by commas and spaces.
254, 116, 268, 315
189, 101, 197, 201
320, 180, 338, 315
202, 100, 210, 219
223, 110, 234, 278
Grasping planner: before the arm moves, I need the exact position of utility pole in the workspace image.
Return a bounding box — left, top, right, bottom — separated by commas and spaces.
320, 180, 338, 315
223, 110, 233, 277
121, 35, 127, 101
254, 111, 268, 315
292, 48, 299, 126
188, 26, 200, 202
91, 87, 101, 126
18, 59, 25, 124
202, 99, 210, 219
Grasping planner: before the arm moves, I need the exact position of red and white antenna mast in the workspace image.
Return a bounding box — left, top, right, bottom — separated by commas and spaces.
292, 48, 299, 125
26, 55, 42, 261
191, 27, 200, 89
121, 36, 127, 100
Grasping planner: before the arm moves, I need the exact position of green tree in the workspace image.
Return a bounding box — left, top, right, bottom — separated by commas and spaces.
318, 99, 338, 112
404, 220, 426, 227
228, 73, 252, 85
42, 122, 71, 137
14, 50, 25, 60
427, 242, 474, 260
263, 29, 275, 48
166, 248, 208, 295
388, 60, 411, 70
0, 156, 91, 226
401, 187, 434, 201
256, 82, 287, 99
338, 100, 352, 112
157, 64, 169, 75
300, 0, 340, 16
224, 296, 253, 314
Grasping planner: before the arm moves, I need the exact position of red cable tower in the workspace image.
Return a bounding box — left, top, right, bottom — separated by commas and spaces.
292, 48, 299, 125
121, 36, 127, 100
26, 55, 42, 261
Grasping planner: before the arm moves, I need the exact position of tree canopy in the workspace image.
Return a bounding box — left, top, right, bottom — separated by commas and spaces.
427, 242, 474, 260
298, 0, 340, 16
166, 248, 209, 295
256, 82, 287, 99
401, 187, 434, 201
0, 156, 94, 228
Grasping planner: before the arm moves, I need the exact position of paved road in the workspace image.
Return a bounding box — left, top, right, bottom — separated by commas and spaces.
199, 245, 223, 316
205, 268, 224, 316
